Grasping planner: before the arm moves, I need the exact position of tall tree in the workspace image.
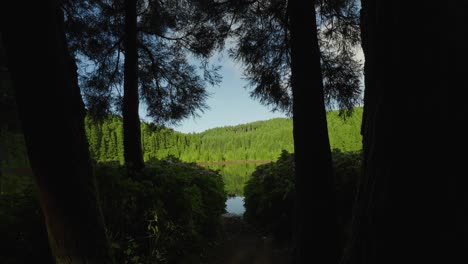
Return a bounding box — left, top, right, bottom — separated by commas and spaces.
343, 1, 468, 263
289, 1, 340, 263
228, 0, 361, 262
229, 0, 362, 115
1, 1, 114, 263
64, 0, 229, 172
122, 0, 144, 171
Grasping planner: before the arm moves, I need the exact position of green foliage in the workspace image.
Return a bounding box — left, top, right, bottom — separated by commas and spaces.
243, 149, 361, 241
1, 109, 361, 196
331, 149, 362, 239
0, 159, 226, 264
95, 158, 226, 263
84, 108, 362, 164
327, 108, 363, 152
243, 150, 295, 240
228, 0, 362, 114
1, 108, 362, 173
66, 0, 226, 124
205, 163, 259, 196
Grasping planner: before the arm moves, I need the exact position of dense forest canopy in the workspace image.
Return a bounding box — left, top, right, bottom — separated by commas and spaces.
1, 108, 362, 168
86, 107, 362, 163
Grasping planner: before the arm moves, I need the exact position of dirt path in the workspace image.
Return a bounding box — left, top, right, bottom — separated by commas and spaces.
206, 216, 292, 264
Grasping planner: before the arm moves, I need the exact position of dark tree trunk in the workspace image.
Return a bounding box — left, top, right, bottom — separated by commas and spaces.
341, 0, 380, 263
1, 1, 114, 263
123, 0, 144, 172
358, 0, 377, 146
343, 1, 468, 264
288, 1, 340, 263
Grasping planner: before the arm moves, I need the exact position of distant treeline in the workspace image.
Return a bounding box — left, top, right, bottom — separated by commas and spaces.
1, 108, 362, 167
85, 108, 362, 163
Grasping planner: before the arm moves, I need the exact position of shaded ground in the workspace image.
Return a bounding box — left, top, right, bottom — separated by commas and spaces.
3, 168, 291, 263
206, 216, 292, 264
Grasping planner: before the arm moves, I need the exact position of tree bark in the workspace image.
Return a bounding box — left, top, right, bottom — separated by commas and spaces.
1, 1, 114, 263
341, 0, 380, 263
343, 1, 468, 263
123, 0, 145, 172
288, 1, 340, 263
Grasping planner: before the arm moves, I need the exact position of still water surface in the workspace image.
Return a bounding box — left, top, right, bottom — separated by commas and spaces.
225, 196, 245, 215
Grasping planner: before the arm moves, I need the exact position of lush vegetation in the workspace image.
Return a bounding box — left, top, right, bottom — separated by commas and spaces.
0, 158, 226, 264
3, 0, 464, 262
1, 108, 361, 196
86, 108, 362, 163
2, 109, 361, 196
204, 163, 260, 196
1, 108, 362, 167
244, 150, 296, 240
244, 149, 361, 241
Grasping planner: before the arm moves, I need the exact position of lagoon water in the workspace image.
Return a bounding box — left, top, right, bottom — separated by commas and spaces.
204, 163, 258, 195
225, 196, 245, 215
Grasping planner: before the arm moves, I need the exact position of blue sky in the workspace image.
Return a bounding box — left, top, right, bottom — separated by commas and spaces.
138, 41, 363, 134
141, 53, 288, 134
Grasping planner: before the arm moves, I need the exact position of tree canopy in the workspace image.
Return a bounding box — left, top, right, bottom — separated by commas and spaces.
229, 0, 362, 115
64, 0, 229, 124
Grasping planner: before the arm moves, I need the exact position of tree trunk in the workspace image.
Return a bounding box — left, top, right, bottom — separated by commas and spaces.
2, 1, 114, 263
288, 1, 340, 263
343, 1, 468, 263
123, 0, 145, 172
341, 0, 380, 263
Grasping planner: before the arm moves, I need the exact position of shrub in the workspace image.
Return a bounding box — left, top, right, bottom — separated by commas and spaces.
332, 149, 361, 238
96, 157, 226, 263
0, 158, 226, 264
243, 149, 361, 241
244, 150, 295, 240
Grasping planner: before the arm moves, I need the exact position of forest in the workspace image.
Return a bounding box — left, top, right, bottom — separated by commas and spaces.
90, 108, 361, 163
1, 0, 467, 264
0, 109, 361, 166
1, 109, 361, 195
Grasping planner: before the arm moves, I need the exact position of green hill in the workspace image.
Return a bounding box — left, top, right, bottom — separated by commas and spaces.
1, 108, 362, 195
86, 108, 362, 163
1, 108, 362, 168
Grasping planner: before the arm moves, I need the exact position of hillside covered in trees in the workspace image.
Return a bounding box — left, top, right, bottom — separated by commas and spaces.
86, 108, 362, 163
1, 108, 362, 169
1, 108, 361, 196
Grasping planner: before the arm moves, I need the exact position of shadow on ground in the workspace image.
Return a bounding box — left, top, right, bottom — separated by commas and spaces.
206, 216, 292, 264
